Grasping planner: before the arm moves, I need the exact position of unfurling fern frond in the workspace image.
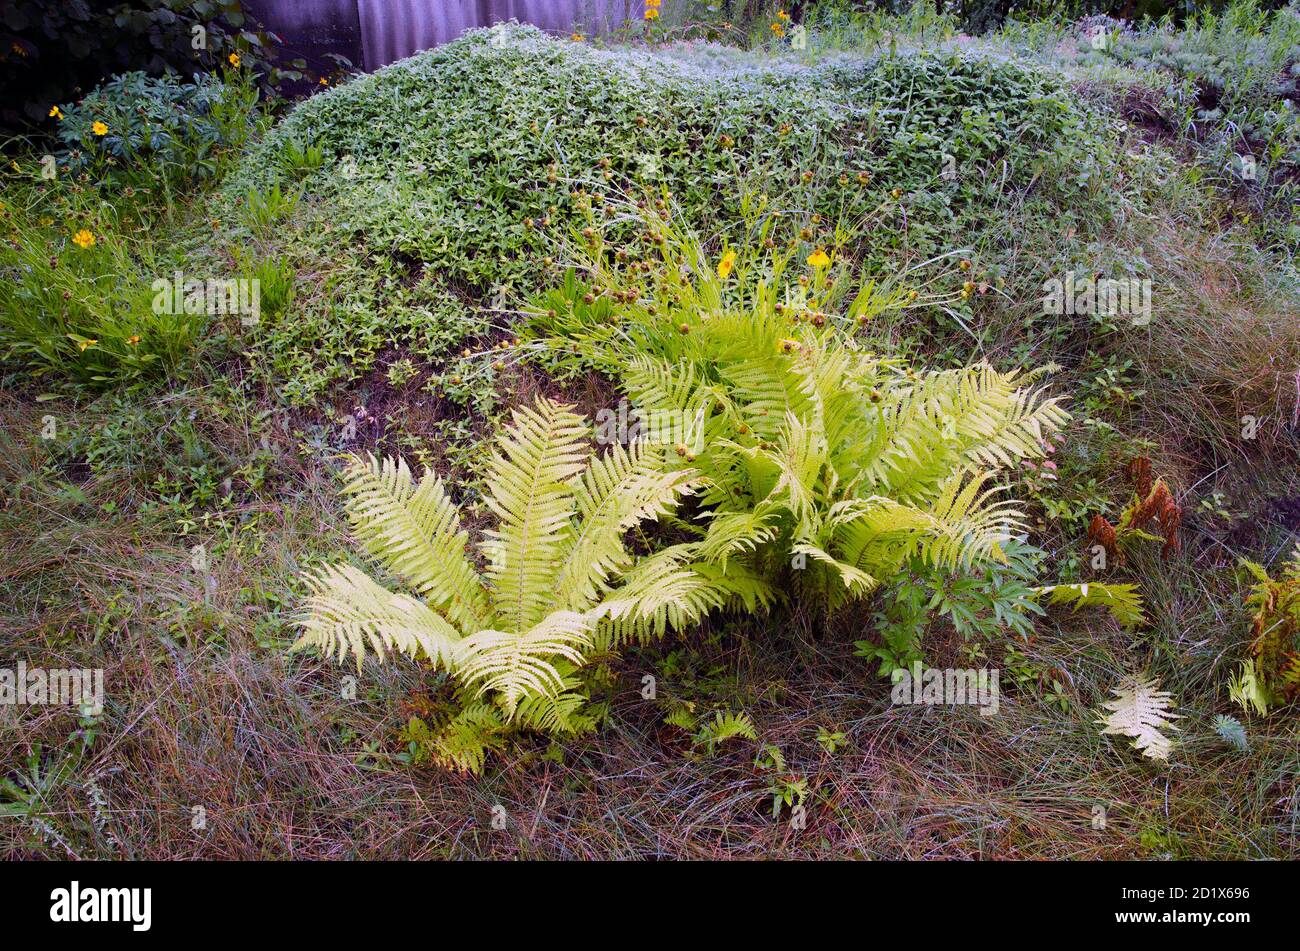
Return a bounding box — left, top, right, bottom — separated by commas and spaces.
1032, 582, 1147, 630
1097, 675, 1181, 761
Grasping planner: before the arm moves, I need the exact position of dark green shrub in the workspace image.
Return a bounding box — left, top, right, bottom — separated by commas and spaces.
0, 0, 300, 130
55, 70, 266, 190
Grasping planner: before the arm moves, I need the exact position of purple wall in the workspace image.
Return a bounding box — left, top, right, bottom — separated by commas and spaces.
247, 0, 636, 73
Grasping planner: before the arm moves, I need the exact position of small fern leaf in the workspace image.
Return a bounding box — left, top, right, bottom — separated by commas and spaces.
1212, 714, 1248, 752
1228, 659, 1270, 717
425, 703, 507, 774
693, 710, 757, 755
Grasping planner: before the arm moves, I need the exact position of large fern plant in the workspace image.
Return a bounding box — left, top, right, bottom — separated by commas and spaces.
529, 210, 1071, 612
293, 397, 773, 771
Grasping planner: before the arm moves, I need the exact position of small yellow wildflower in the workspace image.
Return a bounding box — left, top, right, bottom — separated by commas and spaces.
644, 7, 659, 19
571, 32, 585, 41
91, 121, 108, 136
72, 229, 96, 249
127, 335, 141, 346
77, 338, 98, 352
49, 105, 63, 120
228, 52, 241, 67
777, 10, 791, 20
807, 248, 831, 269
319, 77, 329, 85
770, 22, 786, 37
717, 250, 737, 279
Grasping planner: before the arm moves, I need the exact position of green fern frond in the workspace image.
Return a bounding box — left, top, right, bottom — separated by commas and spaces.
1032, 582, 1147, 630
555, 440, 699, 611
1229, 659, 1270, 717
693, 710, 757, 755
480, 398, 590, 632
339, 453, 492, 632
663, 706, 699, 731
419, 703, 507, 774
511, 664, 600, 735
697, 508, 781, 567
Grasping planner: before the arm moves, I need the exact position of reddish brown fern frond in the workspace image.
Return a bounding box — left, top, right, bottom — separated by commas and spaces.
1126, 456, 1152, 500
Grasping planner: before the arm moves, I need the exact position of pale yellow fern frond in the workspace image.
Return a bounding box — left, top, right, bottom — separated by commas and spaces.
1097, 675, 1181, 761
293, 563, 463, 671
480, 399, 590, 632
456, 610, 594, 716
339, 453, 492, 632
1032, 582, 1147, 630
554, 440, 700, 611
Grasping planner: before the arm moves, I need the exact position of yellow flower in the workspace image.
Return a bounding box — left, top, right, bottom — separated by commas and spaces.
319, 77, 329, 85
72, 229, 96, 249
770, 22, 785, 37
571, 32, 584, 41
807, 248, 831, 269
717, 250, 737, 279
49, 105, 63, 120
127, 335, 141, 346
228, 52, 241, 67
644, 7, 659, 18
91, 121, 108, 136
77, 338, 98, 351
777, 10, 790, 20
645, 0, 661, 5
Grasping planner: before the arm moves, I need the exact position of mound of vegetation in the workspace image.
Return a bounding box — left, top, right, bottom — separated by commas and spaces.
222, 24, 1124, 402
233, 24, 1108, 283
